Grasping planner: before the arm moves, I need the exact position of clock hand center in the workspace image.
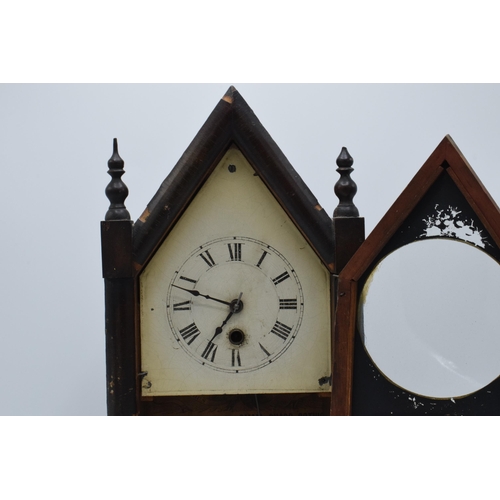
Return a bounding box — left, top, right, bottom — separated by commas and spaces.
230, 292, 244, 314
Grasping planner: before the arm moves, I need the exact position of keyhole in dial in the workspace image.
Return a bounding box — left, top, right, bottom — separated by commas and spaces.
229, 329, 245, 346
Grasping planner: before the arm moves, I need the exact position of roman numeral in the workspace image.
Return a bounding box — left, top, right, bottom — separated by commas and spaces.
231, 349, 241, 367
228, 243, 242, 261
279, 299, 297, 310
179, 323, 200, 345
256, 250, 269, 268
199, 250, 216, 267
201, 341, 218, 362
180, 275, 197, 284
272, 271, 290, 285
271, 321, 292, 341
173, 300, 191, 311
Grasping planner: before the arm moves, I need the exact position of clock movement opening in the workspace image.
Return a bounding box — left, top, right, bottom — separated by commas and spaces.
229, 329, 245, 346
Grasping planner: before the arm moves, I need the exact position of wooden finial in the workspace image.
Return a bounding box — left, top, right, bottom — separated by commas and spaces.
105, 138, 131, 221
334, 147, 359, 217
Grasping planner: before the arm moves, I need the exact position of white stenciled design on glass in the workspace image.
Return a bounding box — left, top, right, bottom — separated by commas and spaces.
419, 204, 490, 248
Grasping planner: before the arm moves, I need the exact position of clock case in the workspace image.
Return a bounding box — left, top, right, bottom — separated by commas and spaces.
102, 87, 339, 416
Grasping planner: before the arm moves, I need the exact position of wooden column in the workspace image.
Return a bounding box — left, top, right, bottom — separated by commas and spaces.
332, 147, 365, 274
331, 147, 364, 415
101, 139, 136, 416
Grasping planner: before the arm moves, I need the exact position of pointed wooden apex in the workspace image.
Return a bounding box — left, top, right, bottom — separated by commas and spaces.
222, 85, 238, 104
133, 87, 334, 271
341, 134, 500, 281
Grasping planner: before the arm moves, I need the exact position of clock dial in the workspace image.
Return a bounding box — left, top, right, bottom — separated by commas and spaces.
140, 145, 331, 396
166, 237, 304, 373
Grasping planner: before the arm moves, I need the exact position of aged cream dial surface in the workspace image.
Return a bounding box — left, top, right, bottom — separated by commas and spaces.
140, 146, 331, 396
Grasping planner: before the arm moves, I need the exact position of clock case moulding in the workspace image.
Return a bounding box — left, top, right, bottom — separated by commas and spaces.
331, 135, 500, 416
102, 86, 341, 416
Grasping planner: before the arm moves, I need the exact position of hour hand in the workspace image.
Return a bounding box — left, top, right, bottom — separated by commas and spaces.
172, 284, 232, 306
209, 293, 243, 342
210, 310, 234, 342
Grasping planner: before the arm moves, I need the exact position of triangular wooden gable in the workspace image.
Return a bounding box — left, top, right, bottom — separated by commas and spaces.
332, 135, 500, 415
132, 86, 334, 274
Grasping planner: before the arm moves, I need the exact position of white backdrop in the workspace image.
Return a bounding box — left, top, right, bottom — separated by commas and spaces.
1, 83, 499, 415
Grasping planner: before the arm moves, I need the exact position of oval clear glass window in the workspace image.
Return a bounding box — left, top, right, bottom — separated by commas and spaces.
359, 238, 500, 398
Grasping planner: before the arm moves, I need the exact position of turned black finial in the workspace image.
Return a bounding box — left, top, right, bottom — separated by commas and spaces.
105, 138, 131, 221
333, 147, 359, 218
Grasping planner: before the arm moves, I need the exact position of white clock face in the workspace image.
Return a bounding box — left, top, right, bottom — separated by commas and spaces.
166, 236, 304, 373
140, 146, 331, 396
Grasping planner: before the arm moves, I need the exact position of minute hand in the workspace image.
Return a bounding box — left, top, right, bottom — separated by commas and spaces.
172, 284, 232, 306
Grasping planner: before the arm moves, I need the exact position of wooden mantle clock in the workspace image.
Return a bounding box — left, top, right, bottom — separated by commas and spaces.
102, 89, 500, 416
101, 87, 363, 416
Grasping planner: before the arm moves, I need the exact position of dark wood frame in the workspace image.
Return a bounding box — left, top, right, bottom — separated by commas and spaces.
102, 87, 337, 415
331, 135, 500, 415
